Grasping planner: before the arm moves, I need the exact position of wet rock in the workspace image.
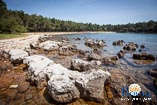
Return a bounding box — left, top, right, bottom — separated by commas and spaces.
48, 75, 80, 103
23, 55, 54, 86
93, 48, 102, 55
71, 59, 92, 72
75, 70, 111, 102
140, 45, 145, 49
59, 45, 77, 56
39, 40, 62, 51
85, 39, 105, 48
102, 56, 118, 65
74, 37, 81, 40
117, 50, 126, 58
110, 56, 119, 61
113, 40, 124, 46
8, 49, 29, 64
78, 50, 89, 57
87, 52, 102, 60
0, 61, 12, 75
24, 94, 33, 101
123, 42, 138, 51
153, 78, 157, 89
133, 53, 155, 61
18, 82, 30, 93
139, 49, 142, 52
148, 69, 157, 78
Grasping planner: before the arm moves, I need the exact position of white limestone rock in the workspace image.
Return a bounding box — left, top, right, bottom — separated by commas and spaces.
75, 70, 111, 102
91, 60, 102, 66
71, 59, 92, 72
44, 63, 70, 80
9, 49, 29, 64
47, 75, 80, 103
23, 55, 54, 85
39, 40, 62, 51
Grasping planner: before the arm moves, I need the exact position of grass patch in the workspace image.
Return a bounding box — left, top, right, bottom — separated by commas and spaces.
0, 33, 27, 40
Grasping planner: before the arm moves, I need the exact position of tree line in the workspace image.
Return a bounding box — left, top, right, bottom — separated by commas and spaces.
0, 0, 157, 33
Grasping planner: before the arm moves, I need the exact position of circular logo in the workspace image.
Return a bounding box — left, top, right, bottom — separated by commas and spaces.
129, 83, 141, 96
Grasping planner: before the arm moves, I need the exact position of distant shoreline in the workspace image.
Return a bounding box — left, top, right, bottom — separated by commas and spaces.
24, 31, 116, 36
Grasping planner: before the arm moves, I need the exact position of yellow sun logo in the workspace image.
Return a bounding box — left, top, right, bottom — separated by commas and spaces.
129, 84, 141, 96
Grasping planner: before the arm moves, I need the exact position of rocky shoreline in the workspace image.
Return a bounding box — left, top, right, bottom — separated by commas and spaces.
0, 33, 157, 105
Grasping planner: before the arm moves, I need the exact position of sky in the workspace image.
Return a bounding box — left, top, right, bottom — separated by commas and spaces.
4, 0, 157, 25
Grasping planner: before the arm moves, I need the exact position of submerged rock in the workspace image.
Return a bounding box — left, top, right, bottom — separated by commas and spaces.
117, 50, 126, 58
140, 44, 145, 49
39, 40, 62, 51
8, 49, 29, 64
74, 37, 81, 40
113, 40, 124, 46
71, 59, 92, 72
148, 69, 157, 78
133, 53, 155, 61
123, 42, 138, 51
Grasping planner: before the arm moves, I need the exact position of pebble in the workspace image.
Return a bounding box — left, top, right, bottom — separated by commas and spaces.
9, 84, 18, 89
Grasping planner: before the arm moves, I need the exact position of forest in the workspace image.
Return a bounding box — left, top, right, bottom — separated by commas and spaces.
0, 0, 157, 33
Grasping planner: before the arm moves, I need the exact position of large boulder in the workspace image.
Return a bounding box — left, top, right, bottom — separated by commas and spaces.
71, 59, 92, 72
23, 55, 54, 86
23, 55, 111, 103
75, 70, 111, 102
39, 40, 62, 51
8, 49, 29, 64
133, 53, 155, 61
47, 75, 80, 103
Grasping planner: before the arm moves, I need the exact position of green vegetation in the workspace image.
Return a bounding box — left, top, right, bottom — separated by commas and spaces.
0, 0, 157, 34
0, 33, 26, 39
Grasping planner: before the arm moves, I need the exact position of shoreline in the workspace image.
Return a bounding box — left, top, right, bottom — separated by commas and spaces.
24, 31, 115, 36
0, 31, 114, 50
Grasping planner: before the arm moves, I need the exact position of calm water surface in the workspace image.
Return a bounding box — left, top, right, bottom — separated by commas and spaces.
63, 33, 157, 69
